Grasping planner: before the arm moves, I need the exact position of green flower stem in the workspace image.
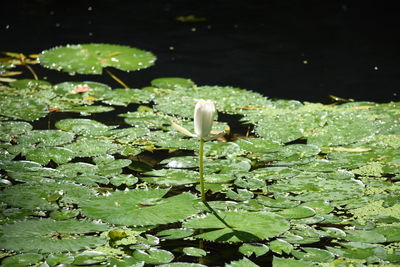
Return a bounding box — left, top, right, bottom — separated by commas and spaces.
199, 138, 206, 202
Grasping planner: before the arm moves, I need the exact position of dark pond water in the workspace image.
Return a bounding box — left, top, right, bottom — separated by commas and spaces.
1, 0, 399, 103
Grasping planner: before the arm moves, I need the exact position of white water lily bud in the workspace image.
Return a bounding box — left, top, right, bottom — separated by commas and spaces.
194, 99, 216, 139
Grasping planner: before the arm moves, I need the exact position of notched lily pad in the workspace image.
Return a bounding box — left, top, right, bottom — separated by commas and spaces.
40, 43, 156, 74
183, 211, 290, 242
0, 218, 109, 253
81, 188, 200, 226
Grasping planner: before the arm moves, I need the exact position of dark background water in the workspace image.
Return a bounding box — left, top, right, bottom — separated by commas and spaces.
1, 0, 399, 103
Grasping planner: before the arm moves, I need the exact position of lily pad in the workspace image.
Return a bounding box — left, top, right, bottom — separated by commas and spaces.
81, 188, 200, 226
183, 211, 290, 242
55, 118, 117, 136
64, 137, 119, 157
133, 248, 174, 264
40, 43, 156, 74
0, 218, 109, 253
156, 228, 194, 240
17, 130, 74, 147
25, 147, 75, 164
0, 97, 48, 121
0, 121, 32, 142
291, 247, 335, 263
0, 181, 95, 210
102, 88, 154, 106
1, 253, 43, 267
239, 243, 269, 257
272, 256, 318, 267
183, 247, 207, 257
151, 77, 196, 90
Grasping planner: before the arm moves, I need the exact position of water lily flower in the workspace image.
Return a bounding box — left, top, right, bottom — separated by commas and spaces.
171, 99, 223, 140
170, 99, 221, 203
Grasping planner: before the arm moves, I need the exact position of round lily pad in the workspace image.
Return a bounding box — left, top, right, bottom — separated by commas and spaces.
39, 43, 156, 74
81, 188, 200, 226
0, 181, 95, 210
133, 248, 174, 264
183, 211, 290, 242
1, 253, 43, 267
17, 130, 74, 147
0, 218, 109, 253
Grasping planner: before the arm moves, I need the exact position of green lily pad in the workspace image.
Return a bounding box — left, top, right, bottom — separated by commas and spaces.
72, 251, 108, 265
46, 254, 75, 266
53, 81, 111, 97
142, 169, 199, 186
0, 97, 48, 121
0, 181, 95, 210
239, 243, 269, 257
156, 228, 194, 240
373, 226, 400, 242
225, 257, 260, 267
307, 112, 378, 146
291, 247, 335, 263
55, 118, 117, 136
81, 188, 200, 226
40, 43, 156, 74
345, 229, 387, 243
64, 137, 119, 157
183, 247, 207, 257
235, 138, 281, 153
18, 130, 74, 147
0, 218, 109, 253
133, 248, 174, 264
151, 77, 196, 90
276, 206, 316, 219
268, 239, 293, 255
25, 147, 75, 164
102, 88, 154, 106
1, 253, 43, 267
0, 121, 32, 142
10, 79, 52, 89
153, 85, 270, 118
183, 211, 290, 242
272, 256, 318, 267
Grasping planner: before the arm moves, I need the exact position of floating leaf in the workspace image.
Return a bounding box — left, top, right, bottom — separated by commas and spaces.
0, 219, 109, 253
25, 147, 75, 164
0, 97, 47, 121
268, 239, 293, 254
225, 257, 259, 267
18, 130, 74, 147
272, 256, 318, 267
156, 228, 194, 240
55, 118, 117, 136
0, 181, 95, 210
64, 137, 119, 157
183, 211, 290, 242
239, 243, 269, 257
81, 189, 200, 226
133, 248, 174, 264
151, 77, 195, 90
291, 247, 335, 263
1, 253, 43, 267
0, 121, 32, 142
183, 247, 207, 257
39, 43, 156, 74
276, 206, 316, 219
142, 169, 199, 186
102, 88, 153, 106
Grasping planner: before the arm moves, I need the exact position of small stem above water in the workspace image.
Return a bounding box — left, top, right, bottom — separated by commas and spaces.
199, 138, 206, 202
105, 69, 129, 88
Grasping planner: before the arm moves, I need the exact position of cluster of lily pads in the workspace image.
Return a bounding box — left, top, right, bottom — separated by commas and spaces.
0, 43, 399, 267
